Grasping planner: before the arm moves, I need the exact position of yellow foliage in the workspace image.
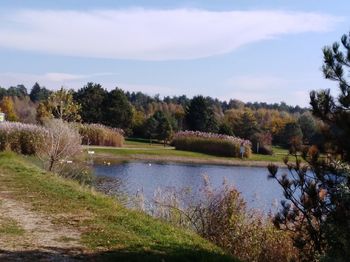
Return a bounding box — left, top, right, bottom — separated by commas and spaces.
0, 96, 18, 122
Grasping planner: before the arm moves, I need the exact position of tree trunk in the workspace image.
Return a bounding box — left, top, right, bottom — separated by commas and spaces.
48, 157, 55, 171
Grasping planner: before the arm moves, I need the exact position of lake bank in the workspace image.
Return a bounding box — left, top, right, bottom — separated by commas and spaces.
89, 145, 288, 168
0, 152, 234, 261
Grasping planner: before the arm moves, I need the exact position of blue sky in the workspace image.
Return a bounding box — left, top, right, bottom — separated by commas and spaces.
0, 1, 349, 106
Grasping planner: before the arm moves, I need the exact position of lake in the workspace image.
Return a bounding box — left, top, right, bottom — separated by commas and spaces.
93, 161, 286, 214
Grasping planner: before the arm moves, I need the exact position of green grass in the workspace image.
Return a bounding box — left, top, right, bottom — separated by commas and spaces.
125, 138, 170, 148
0, 152, 235, 261
92, 143, 290, 164
0, 215, 25, 236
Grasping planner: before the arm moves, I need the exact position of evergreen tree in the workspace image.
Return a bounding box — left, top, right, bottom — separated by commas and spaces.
7, 85, 27, 98
310, 31, 350, 160
185, 96, 218, 132
218, 122, 234, 136
280, 122, 303, 148
74, 82, 107, 123
0, 87, 7, 100
144, 116, 158, 141
29, 82, 52, 102
298, 112, 317, 144
104, 88, 133, 131
270, 31, 350, 261
153, 111, 173, 143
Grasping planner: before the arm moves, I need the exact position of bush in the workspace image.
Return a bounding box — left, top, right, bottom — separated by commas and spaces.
56, 161, 93, 185
172, 131, 251, 158
0, 121, 47, 155
37, 119, 82, 171
77, 123, 124, 147
252, 132, 273, 155
152, 176, 297, 262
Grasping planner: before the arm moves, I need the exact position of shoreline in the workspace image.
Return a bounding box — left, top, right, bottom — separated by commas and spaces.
92, 152, 286, 168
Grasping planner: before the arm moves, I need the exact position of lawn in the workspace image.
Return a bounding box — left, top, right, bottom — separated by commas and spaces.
124, 138, 168, 148
0, 152, 234, 261
92, 139, 290, 165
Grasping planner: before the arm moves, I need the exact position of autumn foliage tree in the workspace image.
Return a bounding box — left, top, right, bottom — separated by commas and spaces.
37, 88, 81, 123
0, 96, 18, 121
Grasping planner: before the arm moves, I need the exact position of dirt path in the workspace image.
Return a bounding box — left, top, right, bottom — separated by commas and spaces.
0, 194, 86, 261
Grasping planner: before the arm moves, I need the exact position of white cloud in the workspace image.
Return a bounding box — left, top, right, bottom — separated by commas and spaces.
0, 9, 342, 60
221, 75, 312, 106
0, 72, 117, 90
0, 72, 175, 96
43, 73, 86, 82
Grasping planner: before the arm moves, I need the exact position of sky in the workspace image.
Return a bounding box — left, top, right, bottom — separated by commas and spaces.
0, 1, 349, 106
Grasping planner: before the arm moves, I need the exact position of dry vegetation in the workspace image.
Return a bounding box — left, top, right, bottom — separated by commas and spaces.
172, 131, 252, 158
150, 176, 298, 262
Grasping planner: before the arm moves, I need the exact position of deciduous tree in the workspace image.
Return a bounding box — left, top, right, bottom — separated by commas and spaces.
0, 96, 18, 121
37, 88, 81, 123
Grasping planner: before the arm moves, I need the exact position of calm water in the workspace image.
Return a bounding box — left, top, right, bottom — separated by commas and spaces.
93, 161, 286, 213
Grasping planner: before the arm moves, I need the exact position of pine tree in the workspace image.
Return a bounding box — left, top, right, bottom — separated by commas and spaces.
185, 96, 218, 132
310, 31, 350, 160
29, 82, 51, 102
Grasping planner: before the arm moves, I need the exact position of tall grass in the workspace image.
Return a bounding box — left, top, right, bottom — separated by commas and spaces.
151, 176, 297, 262
172, 131, 252, 158
0, 121, 47, 155
77, 123, 124, 147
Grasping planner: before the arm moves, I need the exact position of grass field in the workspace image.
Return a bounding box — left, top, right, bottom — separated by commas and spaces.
90, 139, 291, 165
0, 152, 234, 261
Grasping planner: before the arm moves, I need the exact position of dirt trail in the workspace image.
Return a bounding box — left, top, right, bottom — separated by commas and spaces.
0, 194, 86, 261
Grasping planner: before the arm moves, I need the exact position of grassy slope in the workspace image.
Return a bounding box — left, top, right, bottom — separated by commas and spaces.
0, 152, 234, 261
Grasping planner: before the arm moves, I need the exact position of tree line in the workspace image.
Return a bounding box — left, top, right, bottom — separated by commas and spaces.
0, 81, 321, 154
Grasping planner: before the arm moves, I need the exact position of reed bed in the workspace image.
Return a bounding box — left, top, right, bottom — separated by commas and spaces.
78, 123, 124, 147
0, 121, 47, 155
172, 131, 251, 158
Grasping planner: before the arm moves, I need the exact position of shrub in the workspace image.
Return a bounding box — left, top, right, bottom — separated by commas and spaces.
251, 132, 273, 155
77, 123, 124, 147
172, 131, 251, 158
152, 176, 297, 262
56, 161, 93, 185
37, 119, 82, 171
0, 121, 47, 155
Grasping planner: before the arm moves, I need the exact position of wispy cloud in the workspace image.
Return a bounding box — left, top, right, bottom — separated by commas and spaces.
0, 72, 176, 96
0, 9, 342, 60
221, 74, 317, 106
0, 72, 118, 90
